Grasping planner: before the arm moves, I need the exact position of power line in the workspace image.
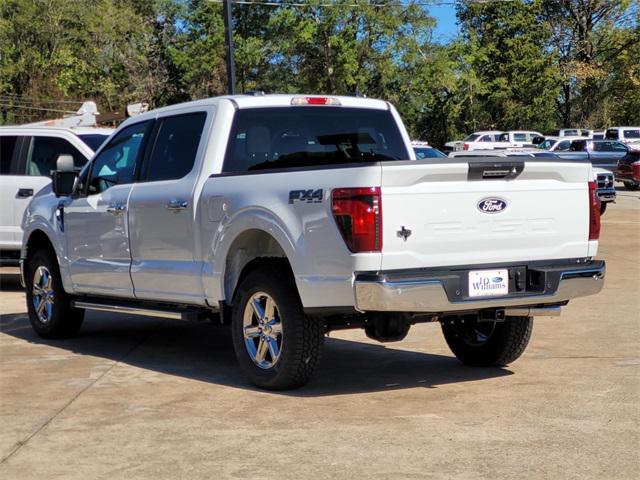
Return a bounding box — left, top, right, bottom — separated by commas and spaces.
0, 94, 84, 105
0, 102, 77, 114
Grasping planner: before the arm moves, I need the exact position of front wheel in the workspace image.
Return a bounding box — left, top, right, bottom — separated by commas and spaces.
231, 263, 324, 390
26, 248, 84, 339
441, 316, 533, 367
623, 181, 640, 191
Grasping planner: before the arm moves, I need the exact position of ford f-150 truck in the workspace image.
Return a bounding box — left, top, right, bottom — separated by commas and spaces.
20, 94, 605, 390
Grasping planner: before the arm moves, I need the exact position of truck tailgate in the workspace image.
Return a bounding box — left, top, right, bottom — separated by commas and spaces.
380, 159, 592, 270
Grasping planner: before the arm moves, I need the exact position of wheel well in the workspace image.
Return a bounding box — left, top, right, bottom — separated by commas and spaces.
25, 230, 56, 260
224, 229, 291, 304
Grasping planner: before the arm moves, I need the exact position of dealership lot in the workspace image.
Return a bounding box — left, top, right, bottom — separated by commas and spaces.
1, 188, 638, 479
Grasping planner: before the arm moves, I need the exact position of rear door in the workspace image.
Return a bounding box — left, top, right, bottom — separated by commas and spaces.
128, 110, 210, 304
379, 158, 592, 271
589, 141, 628, 171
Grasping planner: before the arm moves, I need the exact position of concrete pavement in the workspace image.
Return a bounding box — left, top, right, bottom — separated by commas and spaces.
1, 187, 638, 479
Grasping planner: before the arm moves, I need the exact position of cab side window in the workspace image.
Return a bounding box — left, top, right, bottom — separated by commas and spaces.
25, 136, 86, 177
0, 136, 19, 174
143, 112, 206, 182
556, 140, 571, 151
87, 121, 151, 195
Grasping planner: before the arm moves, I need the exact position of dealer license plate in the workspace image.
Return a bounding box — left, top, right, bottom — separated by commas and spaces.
468, 269, 509, 298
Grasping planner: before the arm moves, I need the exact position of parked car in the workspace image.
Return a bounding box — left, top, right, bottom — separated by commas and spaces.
0, 126, 113, 266
614, 147, 640, 190
444, 131, 502, 152
592, 168, 616, 214
20, 94, 605, 390
604, 127, 640, 144
454, 130, 542, 152
412, 141, 447, 159
553, 139, 630, 171
537, 136, 586, 152
545, 128, 591, 138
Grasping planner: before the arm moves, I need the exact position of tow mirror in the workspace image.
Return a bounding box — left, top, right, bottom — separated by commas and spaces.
52, 155, 78, 197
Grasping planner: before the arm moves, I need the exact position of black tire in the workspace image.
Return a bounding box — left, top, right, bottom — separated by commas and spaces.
25, 248, 84, 339
599, 202, 607, 215
624, 181, 640, 191
230, 262, 324, 390
441, 316, 533, 367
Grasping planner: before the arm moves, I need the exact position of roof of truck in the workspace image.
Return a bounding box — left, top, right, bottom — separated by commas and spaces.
132, 94, 390, 118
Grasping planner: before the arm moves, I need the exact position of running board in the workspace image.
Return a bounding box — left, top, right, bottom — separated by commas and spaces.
72, 300, 212, 321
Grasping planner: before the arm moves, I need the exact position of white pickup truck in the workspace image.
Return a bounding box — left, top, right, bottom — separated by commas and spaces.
20, 94, 605, 390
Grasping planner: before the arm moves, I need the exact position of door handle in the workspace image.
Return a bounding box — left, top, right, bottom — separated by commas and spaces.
166, 199, 188, 211
106, 204, 126, 215
17, 188, 34, 198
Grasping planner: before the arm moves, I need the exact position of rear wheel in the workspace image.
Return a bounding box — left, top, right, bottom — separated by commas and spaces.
231, 264, 324, 390
26, 248, 84, 338
623, 181, 640, 191
441, 316, 532, 367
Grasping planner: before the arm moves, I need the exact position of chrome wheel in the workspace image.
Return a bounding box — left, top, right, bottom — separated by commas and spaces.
242, 292, 283, 369
32, 266, 54, 324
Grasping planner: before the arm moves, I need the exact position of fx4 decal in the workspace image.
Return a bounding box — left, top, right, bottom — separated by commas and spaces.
289, 189, 324, 204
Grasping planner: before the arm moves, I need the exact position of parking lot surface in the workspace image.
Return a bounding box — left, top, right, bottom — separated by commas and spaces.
1, 187, 638, 479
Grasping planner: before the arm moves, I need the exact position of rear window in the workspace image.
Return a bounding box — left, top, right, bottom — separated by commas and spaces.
223, 107, 409, 173
78, 134, 110, 151
623, 129, 640, 139
605, 129, 619, 140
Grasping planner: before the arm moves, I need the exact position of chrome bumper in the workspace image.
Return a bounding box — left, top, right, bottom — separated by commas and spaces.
354, 261, 605, 314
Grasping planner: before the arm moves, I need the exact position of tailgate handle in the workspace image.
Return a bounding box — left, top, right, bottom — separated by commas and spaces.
468, 162, 524, 181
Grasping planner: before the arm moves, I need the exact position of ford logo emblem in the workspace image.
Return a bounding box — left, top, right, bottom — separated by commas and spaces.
477, 197, 507, 214
492, 276, 503, 283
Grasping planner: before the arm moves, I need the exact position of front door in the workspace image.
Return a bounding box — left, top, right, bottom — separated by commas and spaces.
64, 121, 152, 297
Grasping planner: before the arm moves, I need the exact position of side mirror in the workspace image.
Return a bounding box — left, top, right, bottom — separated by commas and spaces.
52, 155, 78, 197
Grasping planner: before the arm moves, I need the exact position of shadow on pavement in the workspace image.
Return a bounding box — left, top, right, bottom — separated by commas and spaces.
0, 310, 512, 396
0, 274, 23, 292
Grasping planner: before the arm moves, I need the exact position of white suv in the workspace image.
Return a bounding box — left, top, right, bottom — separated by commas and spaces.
0, 127, 112, 265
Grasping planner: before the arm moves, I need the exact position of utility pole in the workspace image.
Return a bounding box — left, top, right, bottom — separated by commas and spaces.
222, 0, 237, 95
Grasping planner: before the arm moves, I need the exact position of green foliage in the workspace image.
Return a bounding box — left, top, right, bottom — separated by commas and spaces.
1, 0, 638, 144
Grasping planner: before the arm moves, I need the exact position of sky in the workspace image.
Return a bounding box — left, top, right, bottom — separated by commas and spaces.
428, 4, 459, 42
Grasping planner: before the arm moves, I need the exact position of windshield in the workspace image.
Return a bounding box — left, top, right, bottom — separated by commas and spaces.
78, 134, 110, 151
539, 139, 555, 150
413, 147, 447, 159
223, 107, 409, 173
463, 134, 480, 142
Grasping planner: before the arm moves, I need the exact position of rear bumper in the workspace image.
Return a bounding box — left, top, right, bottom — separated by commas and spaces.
354, 259, 605, 314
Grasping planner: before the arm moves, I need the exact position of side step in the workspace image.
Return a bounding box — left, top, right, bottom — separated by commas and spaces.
72, 299, 215, 322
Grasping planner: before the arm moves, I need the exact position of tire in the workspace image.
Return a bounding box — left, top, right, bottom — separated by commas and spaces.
230, 262, 324, 390
624, 181, 640, 191
599, 202, 607, 215
441, 316, 533, 367
25, 248, 84, 339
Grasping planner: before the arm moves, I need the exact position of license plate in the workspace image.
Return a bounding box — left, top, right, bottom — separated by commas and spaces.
468, 269, 509, 298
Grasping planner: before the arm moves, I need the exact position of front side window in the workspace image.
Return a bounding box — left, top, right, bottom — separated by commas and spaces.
223, 107, 409, 173
556, 140, 571, 151
87, 121, 151, 195
144, 112, 206, 182
0, 136, 19, 174
479, 135, 493, 142
498, 133, 509, 142
513, 133, 527, 142
25, 136, 86, 177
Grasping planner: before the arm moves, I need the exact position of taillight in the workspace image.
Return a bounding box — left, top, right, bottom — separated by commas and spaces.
632, 161, 640, 181
291, 96, 341, 106
463, 143, 470, 151
331, 187, 382, 252
588, 181, 600, 240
